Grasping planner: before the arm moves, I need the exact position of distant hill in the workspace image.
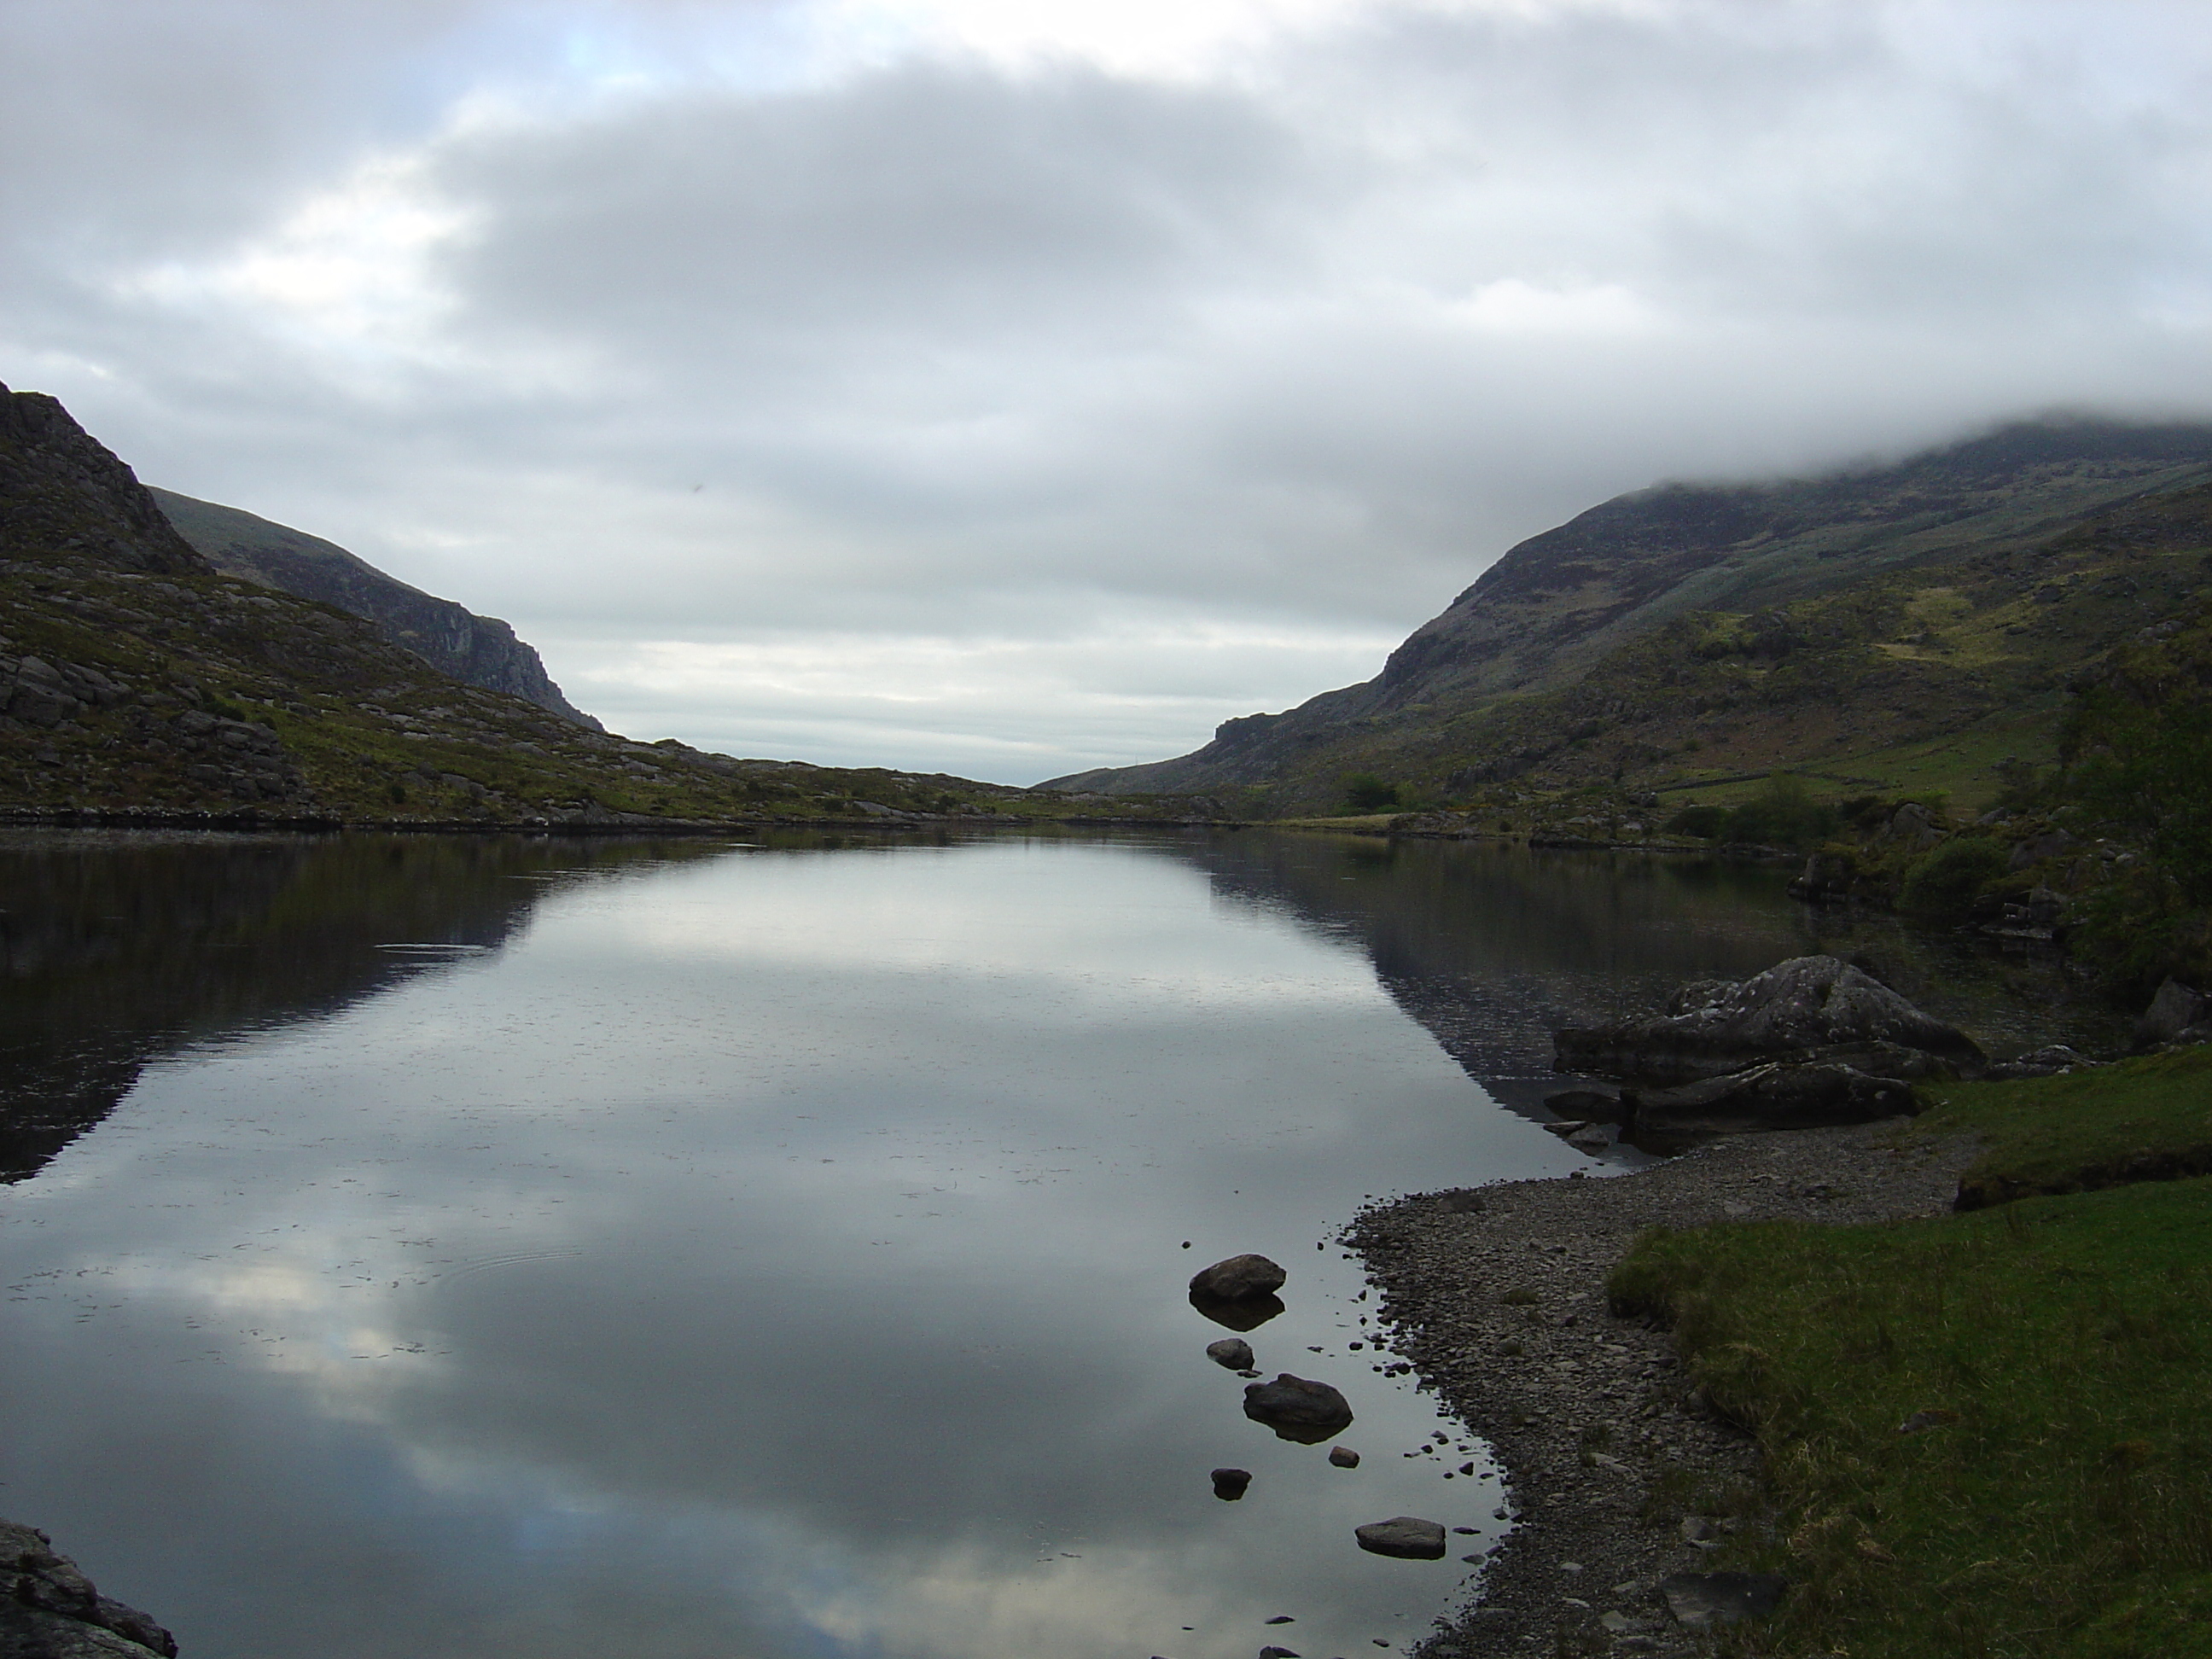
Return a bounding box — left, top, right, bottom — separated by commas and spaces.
150, 486, 602, 730
1048, 419, 2212, 812
0, 380, 1199, 827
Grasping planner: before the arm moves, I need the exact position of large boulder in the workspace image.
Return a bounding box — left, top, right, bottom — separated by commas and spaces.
1556, 956, 1985, 1085
0, 1519, 176, 1656
2134, 978, 2212, 1051
1188, 1254, 1286, 1300
1243, 1373, 1354, 1443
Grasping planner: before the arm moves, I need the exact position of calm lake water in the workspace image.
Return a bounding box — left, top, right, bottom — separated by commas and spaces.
0, 830, 2098, 1659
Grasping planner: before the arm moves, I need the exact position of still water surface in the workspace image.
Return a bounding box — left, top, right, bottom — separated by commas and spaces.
0, 830, 2084, 1658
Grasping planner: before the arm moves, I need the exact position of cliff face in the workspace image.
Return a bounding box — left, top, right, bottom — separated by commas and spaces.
150, 488, 602, 730
1047, 419, 2212, 803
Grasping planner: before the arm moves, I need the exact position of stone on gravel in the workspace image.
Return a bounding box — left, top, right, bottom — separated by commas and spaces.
1189, 1253, 1288, 1301
1555, 955, 1986, 1085
1328, 1446, 1361, 1468
1354, 1516, 1447, 1559
1210, 1467, 1253, 1500
1243, 1374, 1353, 1442
1206, 1337, 1256, 1371
1659, 1571, 1787, 1628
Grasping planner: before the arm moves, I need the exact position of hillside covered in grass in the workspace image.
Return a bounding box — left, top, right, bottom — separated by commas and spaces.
1050, 420, 2212, 818
0, 381, 1217, 828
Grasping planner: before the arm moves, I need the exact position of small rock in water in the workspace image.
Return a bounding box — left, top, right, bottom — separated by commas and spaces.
1211, 1468, 1254, 1501
1189, 1253, 1288, 1301
1659, 1571, 1788, 1629
1264, 1614, 1295, 1623
1354, 1516, 1447, 1559
1243, 1374, 1354, 1443
1259, 1647, 1300, 1659
1328, 1446, 1361, 1469
1452, 1527, 1476, 1534
1457, 1463, 1475, 1476
1206, 1337, 1255, 1371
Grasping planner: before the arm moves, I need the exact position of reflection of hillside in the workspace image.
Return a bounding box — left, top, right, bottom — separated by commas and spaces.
1173, 834, 2120, 1114
0, 833, 721, 1181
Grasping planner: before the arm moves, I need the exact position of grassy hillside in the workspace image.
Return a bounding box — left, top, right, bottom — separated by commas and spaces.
0, 381, 1220, 828
1051, 421, 2212, 818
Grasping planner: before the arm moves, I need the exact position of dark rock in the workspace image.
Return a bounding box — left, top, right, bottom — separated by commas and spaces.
2135, 978, 2212, 1050
1210, 1467, 1253, 1501
1658, 1571, 1787, 1629
0, 1519, 176, 1656
1190, 1288, 1285, 1331
1206, 1337, 1256, 1371
1264, 1615, 1295, 1624
1878, 801, 1946, 853
1189, 1254, 1287, 1301
2008, 829, 2078, 872
1986, 1045, 2095, 1080
1556, 955, 1986, 1085
1243, 1374, 1353, 1443
1328, 1446, 1361, 1468
1353, 1516, 1447, 1559
1258, 1647, 1300, 1658
1624, 1061, 1919, 1133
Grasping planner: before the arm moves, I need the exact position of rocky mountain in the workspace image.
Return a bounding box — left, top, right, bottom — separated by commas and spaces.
1048, 420, 2212, 812
0, 380, 1204, 827
150, 486, 602, 729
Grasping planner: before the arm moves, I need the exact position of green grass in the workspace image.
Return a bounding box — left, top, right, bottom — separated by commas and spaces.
1913, 1048, 2212, 1208
1610, 1179, 2212, 1658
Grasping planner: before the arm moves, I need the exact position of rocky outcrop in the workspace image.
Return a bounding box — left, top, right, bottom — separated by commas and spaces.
1556, 956, 1986, 1086
0, 1520, 176, 1656
152, 490, 602, 730
0, 387, 209, 579
2134, 978, 2212, 1050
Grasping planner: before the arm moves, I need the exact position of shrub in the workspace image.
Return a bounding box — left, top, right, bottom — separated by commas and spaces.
1666, 803, 1730, 839
1899, 835, 2008, 920
1342, 773, 1400, 812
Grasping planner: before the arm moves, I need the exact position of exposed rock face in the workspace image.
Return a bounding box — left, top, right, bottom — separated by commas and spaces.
1187, 1254, 1286, 1301
1353, 1516, 1447, 1560
1623, 1062, 1919, 1134
0, 388, 208, 579
152, 489, 602, 730
1556, 956, 1986, 1086
1242, 1373, 1353, 1443
0, 1519, 176, 1656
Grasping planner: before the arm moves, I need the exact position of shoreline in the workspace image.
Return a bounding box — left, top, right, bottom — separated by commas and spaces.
1346, 1122, 1981, 1656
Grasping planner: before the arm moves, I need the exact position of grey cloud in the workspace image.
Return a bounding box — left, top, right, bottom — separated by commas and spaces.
9, 2, 2212, 779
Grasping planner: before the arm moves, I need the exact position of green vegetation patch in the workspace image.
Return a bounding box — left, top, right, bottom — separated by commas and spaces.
1914, 1047, 2212, 1208
1610, 1178, 2212, 1658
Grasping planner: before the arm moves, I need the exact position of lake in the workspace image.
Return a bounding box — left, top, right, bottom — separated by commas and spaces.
0, 829, 2097, 1658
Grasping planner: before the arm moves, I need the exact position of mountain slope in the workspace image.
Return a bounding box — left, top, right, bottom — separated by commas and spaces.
1048, 419, 2212, 809
0, 381, 1168, 826
150, 486, 602, 730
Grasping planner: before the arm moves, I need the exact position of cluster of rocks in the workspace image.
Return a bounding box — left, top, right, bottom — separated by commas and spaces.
1550, 955, 1988, 1137
1185, 1254, 1448, 1566
0, 1520, 177, 1657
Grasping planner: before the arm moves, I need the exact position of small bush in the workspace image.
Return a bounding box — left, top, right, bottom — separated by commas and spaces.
1667, 804, 1730, 838
1342, 773, 1400, 812
1900, 835, 2009, 919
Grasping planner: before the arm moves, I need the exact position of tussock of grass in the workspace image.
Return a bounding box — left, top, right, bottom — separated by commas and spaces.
1915, 1047, 2212, 1207
1610, 1179, 2212, 1657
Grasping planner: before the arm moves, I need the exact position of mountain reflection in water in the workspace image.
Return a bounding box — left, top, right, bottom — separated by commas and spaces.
0, 829, 2107, 1659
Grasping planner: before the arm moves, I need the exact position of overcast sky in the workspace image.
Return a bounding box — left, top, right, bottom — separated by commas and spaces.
7, 0, 2212, 781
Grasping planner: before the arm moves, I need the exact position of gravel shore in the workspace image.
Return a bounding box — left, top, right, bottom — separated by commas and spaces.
1347, 1123, 1982, 1656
